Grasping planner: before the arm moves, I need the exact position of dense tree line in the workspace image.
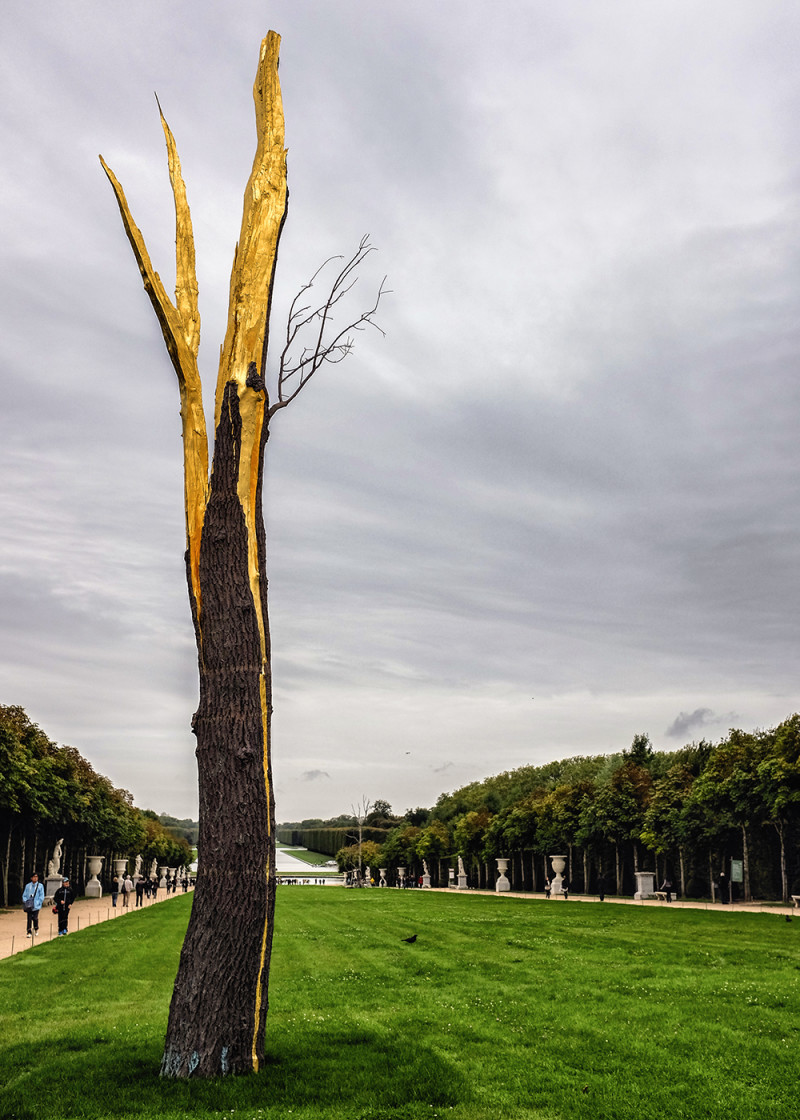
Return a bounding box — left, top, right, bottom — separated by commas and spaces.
276, 800, 403, 856
0, 706, 192, 905
286, 716, 800, 901
158, 814, 199, 847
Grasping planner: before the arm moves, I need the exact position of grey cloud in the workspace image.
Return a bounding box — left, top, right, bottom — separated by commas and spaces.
301, 770, 331, 783
2, 2, 799, 821
665, 709, 717, 740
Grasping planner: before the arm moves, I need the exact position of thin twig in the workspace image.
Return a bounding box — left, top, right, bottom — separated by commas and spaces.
269, 237, 390, 418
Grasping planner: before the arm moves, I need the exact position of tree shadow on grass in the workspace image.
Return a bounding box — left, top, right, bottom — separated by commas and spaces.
0, 1022, 470, 1120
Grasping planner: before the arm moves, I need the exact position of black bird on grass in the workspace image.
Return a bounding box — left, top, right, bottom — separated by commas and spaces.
401, 934, 417, 943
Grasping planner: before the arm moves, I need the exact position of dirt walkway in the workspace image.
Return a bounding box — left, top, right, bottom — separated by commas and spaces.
430, 886, 798, 917
0, 887, 192, 961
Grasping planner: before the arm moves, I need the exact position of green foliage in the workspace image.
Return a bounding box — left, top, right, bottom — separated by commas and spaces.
335, 839, 383, 872
0, 706, 191, 904
381, 823, 422, 869
286, 826, 390, 858
157, 814, 199, 846
404, 805, 431, 826
1, 890, 798, 1119
453, 809, 492, 858
366, 799, 395, 825
624, 731, 654, 767
415, 819, 451, 863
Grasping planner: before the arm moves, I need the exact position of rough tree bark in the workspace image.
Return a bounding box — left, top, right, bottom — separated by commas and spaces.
102, 34, 287, 1078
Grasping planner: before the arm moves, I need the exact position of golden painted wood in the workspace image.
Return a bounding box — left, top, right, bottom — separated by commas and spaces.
99, 140, 208, 613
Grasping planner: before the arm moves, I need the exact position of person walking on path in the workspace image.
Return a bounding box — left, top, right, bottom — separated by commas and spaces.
660, 877, 673, 903
53, 876, 75, 936
121, 874, 133, 907
22, 872, 45, 937
111, 876, 119, 907
135, 876, 145, 907
597, 872, 606, 902
718, 872, 729, 904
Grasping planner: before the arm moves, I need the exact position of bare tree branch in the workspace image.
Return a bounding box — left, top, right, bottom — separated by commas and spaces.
268, 235, 389, 419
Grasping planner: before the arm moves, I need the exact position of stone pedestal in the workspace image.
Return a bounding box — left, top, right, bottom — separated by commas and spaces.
85, 855, 104, 898
634, 871, 656, 900
422, 873, 432, 889
495, 858, 511, 892
44, 876, 62, 904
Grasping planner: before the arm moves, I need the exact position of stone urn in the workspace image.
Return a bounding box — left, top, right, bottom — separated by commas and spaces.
397, 866, 406, 888
159, 865, 169, 889
549, 855, 567, 896
86, 855, 104, 898
496, 858, 511, 892
379, 868, 387, 887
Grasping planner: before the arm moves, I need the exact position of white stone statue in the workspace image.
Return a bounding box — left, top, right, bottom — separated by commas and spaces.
134, 854, 143, 878
150, 858, 158, 879
458, 856, 465, 877
423, 860, 429, 875
47, 838, 64, 878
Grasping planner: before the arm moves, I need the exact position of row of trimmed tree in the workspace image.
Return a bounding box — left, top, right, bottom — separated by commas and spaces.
318, 716, 800, 901
0, 706, 193, 906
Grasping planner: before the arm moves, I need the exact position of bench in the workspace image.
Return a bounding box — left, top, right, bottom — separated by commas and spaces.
792, 895, 800, 909
653, 891, 673, 902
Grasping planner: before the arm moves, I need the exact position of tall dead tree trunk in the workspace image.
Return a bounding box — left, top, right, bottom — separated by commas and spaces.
102, 34, 287, 1079
103, 32, 383, 1077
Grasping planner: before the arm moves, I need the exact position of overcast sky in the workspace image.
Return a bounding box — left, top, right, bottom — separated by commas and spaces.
2, 2, 798, 823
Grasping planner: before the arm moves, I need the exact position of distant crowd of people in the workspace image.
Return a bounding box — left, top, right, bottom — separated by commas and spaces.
21, 870, 192, 938
110, 873, 191, 908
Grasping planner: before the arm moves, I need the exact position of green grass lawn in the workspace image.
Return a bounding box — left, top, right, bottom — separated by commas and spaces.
1, 890, 798, 1120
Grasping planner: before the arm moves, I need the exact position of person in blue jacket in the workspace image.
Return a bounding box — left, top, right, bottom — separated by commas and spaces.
22, 872, 45, 937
